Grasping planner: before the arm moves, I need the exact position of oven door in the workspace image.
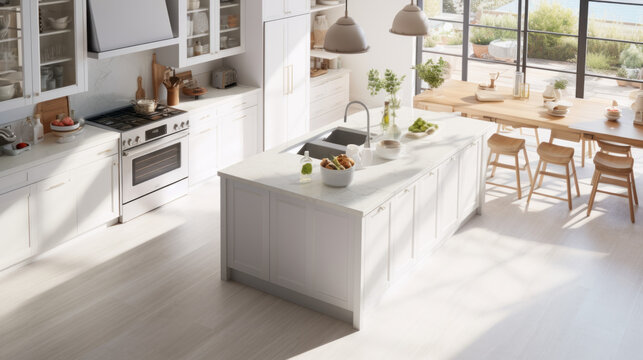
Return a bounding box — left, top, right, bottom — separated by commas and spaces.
122, 131, 189, 203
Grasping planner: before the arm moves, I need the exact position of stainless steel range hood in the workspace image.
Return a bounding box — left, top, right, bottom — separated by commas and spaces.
88, 0, 175, 55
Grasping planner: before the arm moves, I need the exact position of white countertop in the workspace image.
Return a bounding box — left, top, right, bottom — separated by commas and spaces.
0, 126, 120, 179
173, 85, 261, 112
218, 107, 495, 216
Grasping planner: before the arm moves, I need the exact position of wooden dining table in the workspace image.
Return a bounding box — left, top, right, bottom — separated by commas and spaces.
414, 80, 643, 148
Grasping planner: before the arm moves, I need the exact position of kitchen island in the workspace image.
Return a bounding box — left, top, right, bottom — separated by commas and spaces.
218, 107, 495, 329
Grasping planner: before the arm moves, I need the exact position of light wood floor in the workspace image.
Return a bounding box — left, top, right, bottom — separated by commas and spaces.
2, 128, 643, 360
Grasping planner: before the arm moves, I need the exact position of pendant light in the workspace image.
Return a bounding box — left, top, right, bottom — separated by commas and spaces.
323, 0, 369, 54
390, 0, 429, 36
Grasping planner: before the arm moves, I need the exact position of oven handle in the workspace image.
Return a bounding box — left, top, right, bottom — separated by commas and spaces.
122, 131, 188, 158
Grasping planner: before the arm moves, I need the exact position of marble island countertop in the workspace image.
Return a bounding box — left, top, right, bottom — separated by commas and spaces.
218, 107, 495, 216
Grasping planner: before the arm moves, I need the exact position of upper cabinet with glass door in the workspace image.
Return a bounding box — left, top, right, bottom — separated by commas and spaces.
158, 0, 245, 68
0, 0, 86, 113
34, 0, 87, 103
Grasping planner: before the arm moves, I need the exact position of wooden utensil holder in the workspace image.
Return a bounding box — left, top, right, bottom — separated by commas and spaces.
166, 86, 180, 106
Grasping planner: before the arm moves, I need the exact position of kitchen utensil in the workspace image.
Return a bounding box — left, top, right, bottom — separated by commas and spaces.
136, 76, 145, 100
375, 139, 402, 160
0, 79, 15, 100
152, 53, 171, 102
320, 165, 354, 187
34, 96, 70, 133
0, 127, 16, 146
131, 98, 158, 114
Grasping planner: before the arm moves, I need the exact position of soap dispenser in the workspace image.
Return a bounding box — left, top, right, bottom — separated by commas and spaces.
33, 114, 44, 144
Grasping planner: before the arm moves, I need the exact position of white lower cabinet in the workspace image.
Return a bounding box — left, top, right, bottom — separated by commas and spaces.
458, 140, 481, 220
0, 186, 32, 269
414, 170, 438, 256
74, 155, 119, 234
390, 186, 415, 280
363, 203, 390, 310
218, 106, 259, 169
31, 172, 78, 251
437, 155, 460, 239
189, 109, 218, 185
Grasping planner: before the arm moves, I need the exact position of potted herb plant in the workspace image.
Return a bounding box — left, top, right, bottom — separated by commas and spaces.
470, 27, 494, 58
412, 57, 449, 94
554, 78, 568, 99
368, 69, 406, 138
616, 67, 629, 87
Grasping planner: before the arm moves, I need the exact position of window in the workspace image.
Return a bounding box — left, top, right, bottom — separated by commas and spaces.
416, 0, 643, 104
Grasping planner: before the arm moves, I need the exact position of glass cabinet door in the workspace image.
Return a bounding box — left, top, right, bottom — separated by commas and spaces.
219, 0, 241, 51
37, 0, 78, 95
186, 0, 213, 60
0, 0, 30, 108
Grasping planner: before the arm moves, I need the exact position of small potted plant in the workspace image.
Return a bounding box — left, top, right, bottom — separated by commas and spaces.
470, 27, 494, 58
368, 68, 406, 138
616, 67, 629, 87
620, 44, 643, 79
412, 57, 449, 93
554, 78, 568, 99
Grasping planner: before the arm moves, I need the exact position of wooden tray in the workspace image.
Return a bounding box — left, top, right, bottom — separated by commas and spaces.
34, 96, 70, 134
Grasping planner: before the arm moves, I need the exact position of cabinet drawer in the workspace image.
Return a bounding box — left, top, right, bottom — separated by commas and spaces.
311, 75, 349, 103
0, 171, 28, 195
28, 141, 118, 183
311, 90, 348, 119
217, 93, 259, 117
189, 107, 217, 131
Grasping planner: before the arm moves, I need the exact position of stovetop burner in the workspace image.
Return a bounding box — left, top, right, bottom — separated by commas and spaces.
86, 105, 187, 132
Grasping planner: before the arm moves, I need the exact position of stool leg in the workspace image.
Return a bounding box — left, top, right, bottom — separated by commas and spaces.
582, 139, 586, 168
588, 139, 593, 159
526, 159, 542, 210
534, 128, 540, 145
587, 171, 601, 217
631, 172, 639, 206
627, 175, 635, 223
565, 165, 573, 210
491, 154, 500, 178
496, 124, 501, 133
538, 163, 547, 188
571, 158, 580, 197
515, 154, 522, 199
523, 147, 533, 187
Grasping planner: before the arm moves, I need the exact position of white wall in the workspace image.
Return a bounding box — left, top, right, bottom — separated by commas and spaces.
342, 0, 416, 109
1, 51, 221, 125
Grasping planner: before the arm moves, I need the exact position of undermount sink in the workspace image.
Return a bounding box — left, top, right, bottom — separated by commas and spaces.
285, 127, 371, 160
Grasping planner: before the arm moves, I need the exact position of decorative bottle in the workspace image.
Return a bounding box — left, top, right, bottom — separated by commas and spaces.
33, 114, 44, 144
381, 101, 390, 130
300, 150, 313, 183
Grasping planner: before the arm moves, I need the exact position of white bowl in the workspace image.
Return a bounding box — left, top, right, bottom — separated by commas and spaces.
50, 119, 81, 132
0, 81, 15, 100
375, 140, 402, 160
554, 100, 573, 110
48, 17, 69, 30
320, 165, 354, 187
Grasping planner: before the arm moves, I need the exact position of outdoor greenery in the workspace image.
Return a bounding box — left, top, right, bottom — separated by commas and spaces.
620, 44, 643, 69
616, 67, 628, 79
586, 52, 612, 72
471, 13, 516, 45
412, 57, 449, 89
527, 1, 577, 62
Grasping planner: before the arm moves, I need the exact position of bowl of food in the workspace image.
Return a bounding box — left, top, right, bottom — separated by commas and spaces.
605, 106, 621, 121
553, 100, 573, 111
320, 154, 355, 187
0, 79, 15, 100
407, 117, 439, 139
375, 139, 402, 160
50, 116, 80, 131
48, 17, 70, 30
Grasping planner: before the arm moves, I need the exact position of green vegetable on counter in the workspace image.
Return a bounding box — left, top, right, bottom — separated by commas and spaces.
408, 117, 439, 133
301, 163, 312, 175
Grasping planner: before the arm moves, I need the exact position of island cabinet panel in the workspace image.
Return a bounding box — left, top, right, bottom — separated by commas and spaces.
458, 140, 481, 220
30, 172, 78, 252
269, 193, 310, 292
363, 204, 391, 310
227, 183, 270, 280
74, 155, 119, 234
390, 186, 416, 280
0, 186, 32, 270
310, 206, 353, 309
414, 170, 438, 257
437, 155, 460, 239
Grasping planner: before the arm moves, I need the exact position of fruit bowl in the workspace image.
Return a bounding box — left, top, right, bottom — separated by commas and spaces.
50, 118, 80, 132
320, 165, 354, 187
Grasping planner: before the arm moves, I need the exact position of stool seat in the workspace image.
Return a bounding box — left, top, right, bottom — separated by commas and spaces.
594, 152, 634, 174
488, 133, 525, 154
537, 143, 574, 165
596, 140, 631, 155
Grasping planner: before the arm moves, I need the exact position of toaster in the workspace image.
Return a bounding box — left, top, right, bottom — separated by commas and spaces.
212, 67, 237, 89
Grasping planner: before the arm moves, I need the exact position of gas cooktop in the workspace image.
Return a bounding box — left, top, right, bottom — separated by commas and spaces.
85, 105, 187, 132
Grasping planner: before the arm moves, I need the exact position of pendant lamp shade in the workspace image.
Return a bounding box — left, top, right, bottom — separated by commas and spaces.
323, 1, 369, 54
390, 2, 429, 36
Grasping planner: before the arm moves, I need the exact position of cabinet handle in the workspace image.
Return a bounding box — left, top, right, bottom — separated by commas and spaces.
284, 66, 289, 95
233, 115, 247, 122
199, 128, 213, 135
232, 102, 247, 110
25, 94, 31, 99
35, 92, 40, 97
97, 149, 113, 156
46, 182, 67, 192
404, 188, 411, 194
377, 205, 386, 213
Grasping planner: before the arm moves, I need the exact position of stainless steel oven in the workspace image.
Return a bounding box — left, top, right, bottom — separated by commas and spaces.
122, 130, 188, 204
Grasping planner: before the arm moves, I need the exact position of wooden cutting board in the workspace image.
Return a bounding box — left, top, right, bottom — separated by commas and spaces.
136, 76, 146, 99
34, 96, 70, 133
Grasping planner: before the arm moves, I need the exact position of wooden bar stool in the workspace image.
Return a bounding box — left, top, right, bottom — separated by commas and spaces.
527, 143, 580, 210
486, 133, 533, 199
592, 140, 636, 192
587, 152, 638, 223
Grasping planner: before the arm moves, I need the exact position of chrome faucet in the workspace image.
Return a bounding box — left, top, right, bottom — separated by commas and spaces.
343, 101, 370, 148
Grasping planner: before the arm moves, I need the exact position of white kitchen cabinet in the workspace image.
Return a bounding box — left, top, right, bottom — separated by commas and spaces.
74, 155, 119, 234
363, 203, 390, 310
189, 108, 218, 185
390, 186, 415, 280
30, 171, 77, 251
0, 186, 32, 270
158, 0, 245, 68
437, 155, 459, 239
217, 105, 258, 169
262, 0, 309, 21
227, 181, 270, 280
0, 0, 86, 112
269, 192, 309, 292
458, 140, 481, 220
310, 70, 350, 131
264, 14, 310, 150
414, 170, 438, 256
